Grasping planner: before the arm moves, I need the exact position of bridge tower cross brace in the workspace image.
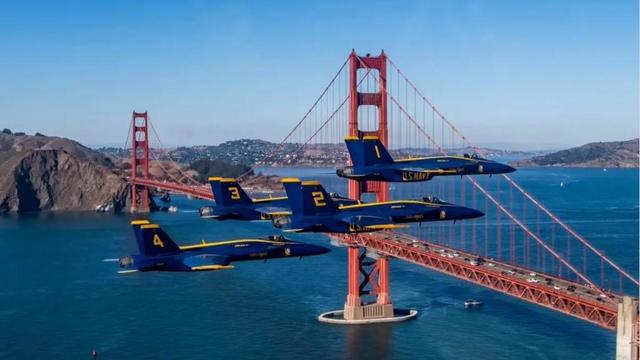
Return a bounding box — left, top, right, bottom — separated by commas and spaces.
130, 111, 150, 212
344, 50, 393, 321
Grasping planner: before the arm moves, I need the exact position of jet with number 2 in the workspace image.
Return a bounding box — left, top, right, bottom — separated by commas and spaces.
269, 178, 484, 233
336, 136, 516, 182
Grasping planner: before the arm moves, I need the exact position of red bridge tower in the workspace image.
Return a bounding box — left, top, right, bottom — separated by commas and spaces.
130, 111, 150, 212
322, 51, 415, 323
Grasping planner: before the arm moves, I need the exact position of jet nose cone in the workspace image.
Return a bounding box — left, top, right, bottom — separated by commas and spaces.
462, 207, 484, 219
501, 163, 517, 174
316, 246, 331, 255
304, 244, 332, 256
488, 162, 516, 174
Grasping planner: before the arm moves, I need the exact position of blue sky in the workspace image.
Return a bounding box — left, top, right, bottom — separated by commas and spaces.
0, 0, 637, 149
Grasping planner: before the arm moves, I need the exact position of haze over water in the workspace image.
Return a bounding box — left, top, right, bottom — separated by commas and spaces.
0, 168, 637, 359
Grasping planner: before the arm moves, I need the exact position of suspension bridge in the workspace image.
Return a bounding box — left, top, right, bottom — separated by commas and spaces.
126, 51, 638, 358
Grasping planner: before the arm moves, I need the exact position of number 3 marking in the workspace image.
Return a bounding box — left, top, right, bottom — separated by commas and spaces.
229, 187, 241, 200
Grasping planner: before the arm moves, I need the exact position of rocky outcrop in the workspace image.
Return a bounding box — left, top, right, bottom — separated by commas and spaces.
0, 132, 131, 213
511, 139, 639, 168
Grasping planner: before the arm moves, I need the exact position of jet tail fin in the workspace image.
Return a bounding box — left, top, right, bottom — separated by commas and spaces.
209, 177, 253, 207
131, 220, 181, 256
281, 178, 338, 216
345, 135, 394, 167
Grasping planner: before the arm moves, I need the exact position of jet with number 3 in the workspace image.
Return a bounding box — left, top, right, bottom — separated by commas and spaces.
336, 136, 516, 182
117, 220, 330, 273
199, 177, 357, 221
270, 178, 484, 233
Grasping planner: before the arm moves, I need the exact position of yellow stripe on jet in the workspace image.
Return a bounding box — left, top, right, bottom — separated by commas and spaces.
339, 200, 442, 210
360, 224, 408, 231
301, 180, 321, 186
179, 238, 287, 251
191, 265, 235, 271
252, 196, 288, 203
208, 176, 223, 181
395, 155, 481, 163
130, 220, 151, 225
281, 177, 301, 183
264, 211, 292, 216
140, 224, 160, 229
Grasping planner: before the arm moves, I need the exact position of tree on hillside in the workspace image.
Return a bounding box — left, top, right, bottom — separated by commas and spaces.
189, 159, 253, 182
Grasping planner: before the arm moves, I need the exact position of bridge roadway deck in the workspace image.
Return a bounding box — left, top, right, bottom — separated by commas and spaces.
328, 231, 620, 330
130, 178, 213, 200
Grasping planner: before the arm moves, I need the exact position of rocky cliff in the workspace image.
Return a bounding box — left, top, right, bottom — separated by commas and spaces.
511, 139, 639, 168
0, 133, 130, 213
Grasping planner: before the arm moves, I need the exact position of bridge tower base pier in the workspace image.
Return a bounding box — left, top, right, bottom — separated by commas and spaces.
318, 244, 417, 324
616, 296, 639, 360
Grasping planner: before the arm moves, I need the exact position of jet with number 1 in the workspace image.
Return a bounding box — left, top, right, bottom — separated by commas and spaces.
336, 136, 516, 182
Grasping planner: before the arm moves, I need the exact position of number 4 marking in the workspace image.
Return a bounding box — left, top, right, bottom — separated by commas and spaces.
153, 234, 164, 248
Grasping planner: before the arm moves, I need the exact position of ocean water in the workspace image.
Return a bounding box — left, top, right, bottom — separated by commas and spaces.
0, 168, 637, 359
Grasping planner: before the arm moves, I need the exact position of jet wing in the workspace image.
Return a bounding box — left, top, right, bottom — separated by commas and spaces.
255, 206, 292, 220
182, 254, 233, 271
342, 215, 406, 231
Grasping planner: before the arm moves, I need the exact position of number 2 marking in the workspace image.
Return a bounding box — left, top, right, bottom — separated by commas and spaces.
312, 191, 326, 207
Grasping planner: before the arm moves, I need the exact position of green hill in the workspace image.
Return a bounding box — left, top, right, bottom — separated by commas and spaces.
511, 139, 638, 168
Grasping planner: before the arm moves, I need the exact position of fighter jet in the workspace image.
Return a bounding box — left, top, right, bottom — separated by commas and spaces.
199, 177, 358, 221
117, 220, 330, 273
270, 178, 484, 233
336, 136, 516, 182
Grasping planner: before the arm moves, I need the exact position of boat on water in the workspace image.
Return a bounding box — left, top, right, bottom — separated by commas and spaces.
464, 299, 483, 308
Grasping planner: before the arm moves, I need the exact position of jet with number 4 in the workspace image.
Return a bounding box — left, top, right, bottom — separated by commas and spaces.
270, 178, 484, 233
199, 177, 358, 221
117, 220, 330, 273
336, 136, 516, 182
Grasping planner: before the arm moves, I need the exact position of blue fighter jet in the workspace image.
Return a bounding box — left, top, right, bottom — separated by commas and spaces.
270, 178, 484, 233
199, 177, 358, 221
336, 136, 516, 182
117, 220, 330, 273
